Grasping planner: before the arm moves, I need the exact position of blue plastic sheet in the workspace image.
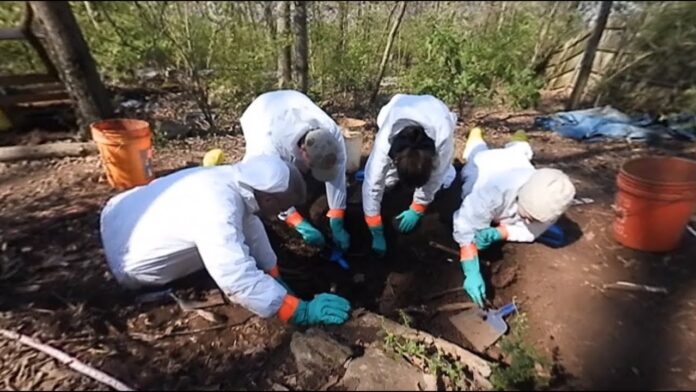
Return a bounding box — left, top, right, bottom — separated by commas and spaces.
534, 106, 696, 142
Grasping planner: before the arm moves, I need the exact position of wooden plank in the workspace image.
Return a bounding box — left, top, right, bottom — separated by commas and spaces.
0, 91, 69, 106
0, 27, 25, 41
0, 73, 58, 87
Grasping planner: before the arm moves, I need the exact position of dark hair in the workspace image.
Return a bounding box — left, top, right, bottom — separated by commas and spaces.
389, 124, 436, 188
394, 148, 434, 188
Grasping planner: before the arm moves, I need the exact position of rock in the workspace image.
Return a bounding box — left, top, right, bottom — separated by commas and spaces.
338, 347, 434, 391
270, 383, 289, 391
290, 328, 352, 387
156, 120, 190, 139
419, 374, 439, 391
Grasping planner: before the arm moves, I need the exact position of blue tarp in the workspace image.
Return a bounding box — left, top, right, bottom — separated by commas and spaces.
534, 106, 696, 142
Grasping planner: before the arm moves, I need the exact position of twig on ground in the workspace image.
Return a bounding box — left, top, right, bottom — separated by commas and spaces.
602, 281, 668, 294
130, 314, 254, 342
428, 241, 459, 257
0, 328, 134, 391
687, 225, 696, 238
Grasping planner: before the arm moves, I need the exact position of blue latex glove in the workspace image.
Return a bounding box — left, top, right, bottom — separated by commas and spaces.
474, 227, 505, 251
396, 208, 423, 233
289, 293, 352, 326
461, 256, 486, 308
295, 220, 325, 247
330, 217, 350, 251
369, 225, 386, 256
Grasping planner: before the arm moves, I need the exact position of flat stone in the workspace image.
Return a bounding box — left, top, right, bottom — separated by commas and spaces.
338, 347, 433, 391
290, 328, 352, 375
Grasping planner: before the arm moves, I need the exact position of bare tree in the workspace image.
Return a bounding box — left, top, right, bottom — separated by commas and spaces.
531, 1, 561, 67
567, 0, 613, 110
370, 1, 407, 105
337, 1, 348, 52
29, 1, 113, 139
263, 1, 276, 40
292, 1, 308, 93
276, 1, 292, 89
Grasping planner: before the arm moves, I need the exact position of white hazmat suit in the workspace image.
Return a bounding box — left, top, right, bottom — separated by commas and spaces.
453, 139, 555, 247
240, 90, 347, 212
100, 155, 292, 319
362, 94, 457, 219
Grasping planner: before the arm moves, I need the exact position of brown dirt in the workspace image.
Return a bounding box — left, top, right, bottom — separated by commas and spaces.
1, 104, 696, 390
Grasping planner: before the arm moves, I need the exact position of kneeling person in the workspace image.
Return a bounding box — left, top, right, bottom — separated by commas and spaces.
454, 129, 576, 307
100, 155, 351, 326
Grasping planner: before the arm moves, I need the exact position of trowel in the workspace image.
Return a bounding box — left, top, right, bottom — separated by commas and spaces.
448, 303, 517, 352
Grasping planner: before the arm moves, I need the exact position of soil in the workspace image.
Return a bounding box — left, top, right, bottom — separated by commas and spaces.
1, 103, 696, 390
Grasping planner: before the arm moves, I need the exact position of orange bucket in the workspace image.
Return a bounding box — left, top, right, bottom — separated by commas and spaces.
91, 119, 154, 190
613, 156, 696, 252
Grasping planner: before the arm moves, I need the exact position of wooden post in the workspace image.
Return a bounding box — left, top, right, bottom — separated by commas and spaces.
292, 1, 309, 93
29, 1, 112, 139
276, 1, 292, 89
566, 1, 613, 110
370, 1, 407, 105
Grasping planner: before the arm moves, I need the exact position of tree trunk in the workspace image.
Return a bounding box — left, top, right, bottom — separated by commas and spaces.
369, 1, 407, 105
276, 1, 292, 89
264, 1, 276, 40
337, 1, 347, 52
292, 1, 309, 93
29, 1, 112, 139
497, 1, 508, 32
567, 1, 612, 110
531, 1, 560, 67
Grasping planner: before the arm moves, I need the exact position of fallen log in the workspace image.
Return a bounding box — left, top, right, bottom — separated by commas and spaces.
0, 142, 98, 162
353, 309, 493, 389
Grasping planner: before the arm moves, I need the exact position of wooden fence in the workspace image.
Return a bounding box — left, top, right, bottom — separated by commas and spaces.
543, 24, 627, 102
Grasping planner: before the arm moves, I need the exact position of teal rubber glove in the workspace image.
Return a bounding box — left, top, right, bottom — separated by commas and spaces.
369, 225, 386, 256
461, 256, 486, 308
330, 217, 350, 251
474, 227, 505, 251
396, 208, 423, 233
289, 293, 352, 326
295, 220, 326, 247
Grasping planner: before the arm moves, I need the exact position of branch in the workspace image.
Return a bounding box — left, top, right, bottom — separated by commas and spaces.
370, 1, 407, 105
0, 328, 134, 391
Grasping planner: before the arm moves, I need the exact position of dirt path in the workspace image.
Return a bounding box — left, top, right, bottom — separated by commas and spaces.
1, 112, 695, 390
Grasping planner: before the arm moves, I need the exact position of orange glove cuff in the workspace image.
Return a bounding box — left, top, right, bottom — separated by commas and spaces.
410, 202, 427, 214
277, 294, 300, 323
286, 211, 304, 227
326, 209, 345, 219
267, 265, 280, 278
460, 243, 478, 260
365, 214, 383, 228
497, 225, 509, 241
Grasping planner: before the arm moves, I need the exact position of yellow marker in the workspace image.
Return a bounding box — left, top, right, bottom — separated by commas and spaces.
202, 148, 225, 166
511, 130, 528, 142
462, 127, 484, 162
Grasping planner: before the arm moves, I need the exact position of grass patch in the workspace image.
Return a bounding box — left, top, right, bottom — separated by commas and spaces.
490, 313, 551, 391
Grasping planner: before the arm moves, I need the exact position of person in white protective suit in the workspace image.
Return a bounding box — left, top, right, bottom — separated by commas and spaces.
239, 90, 351, 252
99, 155, 351, 326
453, 128, 576, 307
362, 93, 457, 256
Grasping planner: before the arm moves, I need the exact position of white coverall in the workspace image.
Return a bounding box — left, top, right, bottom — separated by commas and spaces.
239, 90, 347, 213
453, 139, 555, 247
362, 94, 457, 217
100, 157, 289, 318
